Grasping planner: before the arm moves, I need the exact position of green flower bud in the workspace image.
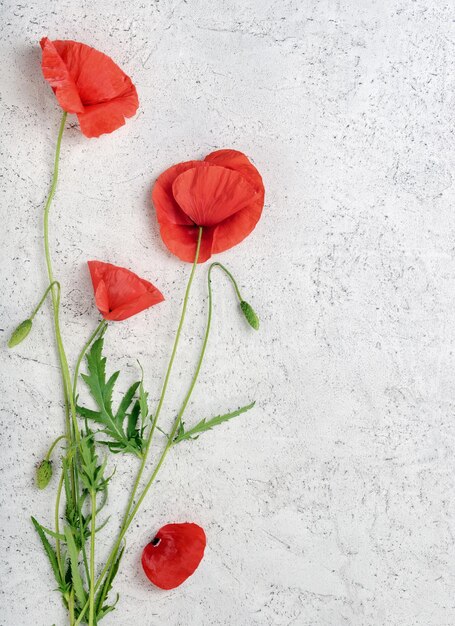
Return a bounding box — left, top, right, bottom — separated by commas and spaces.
36, 460, 53, 489
240, 301, 259, 330
8, 319, 33, 348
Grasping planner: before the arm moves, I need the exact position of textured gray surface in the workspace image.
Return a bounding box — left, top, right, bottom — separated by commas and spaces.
1, 1, 455, 625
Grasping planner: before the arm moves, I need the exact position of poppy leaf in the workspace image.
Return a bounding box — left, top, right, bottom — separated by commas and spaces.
63, 525, 87, 607
76, 336, 146, 456
116, 382, 140, 422
78, 431, 108, 494
173, 401, 255, 444
127, 401, 141, 439
31, 517, 64, 590
95, 546, 124, 619
138, 379, 149, 426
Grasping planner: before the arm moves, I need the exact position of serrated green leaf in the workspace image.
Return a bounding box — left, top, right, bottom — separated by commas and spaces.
95, 546, 124, 619
78, 432, 107, 494
173, 401, 256, 444
116, 381, 140, 421
97, 599, 119, 620
31, 517, 63, 588
40, 525, 66, 541
77, 405, 104, 424
176, 421, 185, 439
139, 381, 149, 424
64, 526, 87, 607
127, 401, 140, 440
77, 336, 146, 455
104, 371, 120, 412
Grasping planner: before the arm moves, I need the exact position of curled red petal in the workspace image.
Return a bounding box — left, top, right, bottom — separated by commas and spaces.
77, 93, 139, 138
40, 38, 139, 137
212, 196, 263, 255
152, 160, 207, 226
205, 149, 265, 199
40, 37, 84, 113
88, 261, 164, 321
141, 523, 206, 590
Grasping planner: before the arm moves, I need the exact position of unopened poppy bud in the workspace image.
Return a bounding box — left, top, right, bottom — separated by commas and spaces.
240, 301, 259, 330
8, 319, 33, 348
36, 460, 53, 489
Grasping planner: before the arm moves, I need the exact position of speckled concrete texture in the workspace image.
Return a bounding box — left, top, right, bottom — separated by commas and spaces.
1, 1, 455, 625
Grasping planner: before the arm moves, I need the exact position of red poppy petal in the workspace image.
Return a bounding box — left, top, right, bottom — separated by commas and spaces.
40, 38, 84, 113
40, 38, 139, 137
51, 40, 137, 107
77, 91, 139, 138
88, 260, 104, 292
87, 261, 164, 321
103, 291, 164, 321
172, 165, 257, 227
204, 149, 264, 199
152, 161, 207, 226
142, 523, 206, 590
102, 267, 159, 310
212, 197, 263, 254
93, 280, 110, 316
159, 224, 214, 263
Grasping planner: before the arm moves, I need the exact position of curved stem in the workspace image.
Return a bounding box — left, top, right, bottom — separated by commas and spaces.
30, 280, 60, 320
45, 434, 66, 461
209, 262, 243, 301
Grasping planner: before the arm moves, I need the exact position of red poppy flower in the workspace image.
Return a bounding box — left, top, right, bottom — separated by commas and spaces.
141, 523, 206, 590
40, 38, 139, 138
88, 261, 164, 321
152, 150, 264, 263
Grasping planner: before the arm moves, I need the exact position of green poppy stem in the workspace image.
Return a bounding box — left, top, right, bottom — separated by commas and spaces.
44, 434, 66, 462
30, 280, 61, 320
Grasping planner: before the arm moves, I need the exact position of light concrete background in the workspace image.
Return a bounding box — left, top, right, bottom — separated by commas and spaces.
1, 1, 454, 625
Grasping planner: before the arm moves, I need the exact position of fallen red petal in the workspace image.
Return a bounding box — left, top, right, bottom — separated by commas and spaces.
141, 523, 206, 590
